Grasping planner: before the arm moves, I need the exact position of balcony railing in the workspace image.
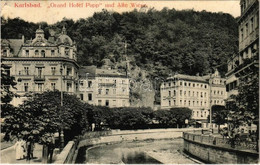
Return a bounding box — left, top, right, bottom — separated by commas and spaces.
64, 75, 74, 80
233, 56, 259, 76
34, 75, 45, 81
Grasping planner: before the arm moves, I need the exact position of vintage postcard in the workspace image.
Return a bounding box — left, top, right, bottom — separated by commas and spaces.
1, 0, 259, 164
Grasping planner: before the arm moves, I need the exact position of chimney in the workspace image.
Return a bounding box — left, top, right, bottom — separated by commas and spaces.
21, 35, 25, 43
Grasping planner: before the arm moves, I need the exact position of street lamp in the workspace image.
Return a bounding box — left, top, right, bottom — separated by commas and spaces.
59, 64, 64, 150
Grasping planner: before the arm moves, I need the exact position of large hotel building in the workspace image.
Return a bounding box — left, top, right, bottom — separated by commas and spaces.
1, 26, 130, 107
160, 70, 227, 122
226, 0, 259, 97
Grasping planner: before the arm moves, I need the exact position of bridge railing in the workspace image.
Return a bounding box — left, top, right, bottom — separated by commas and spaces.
183, 132, 258, 152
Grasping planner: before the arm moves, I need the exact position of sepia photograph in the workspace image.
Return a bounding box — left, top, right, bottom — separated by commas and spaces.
0, 0, 259, 164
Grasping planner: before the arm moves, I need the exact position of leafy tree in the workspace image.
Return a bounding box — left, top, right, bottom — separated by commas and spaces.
211, 105, 228, 132
226, 69, 258, 148
1, 64, 18, 118
2, 91, 89, 144
169, 107, 192, 128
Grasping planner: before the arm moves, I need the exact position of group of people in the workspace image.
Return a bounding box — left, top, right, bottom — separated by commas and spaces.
14, 139, 35, 161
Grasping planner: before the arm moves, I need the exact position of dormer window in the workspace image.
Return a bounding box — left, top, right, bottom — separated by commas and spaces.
35, 50, 39, 56
25, 50, 29, 56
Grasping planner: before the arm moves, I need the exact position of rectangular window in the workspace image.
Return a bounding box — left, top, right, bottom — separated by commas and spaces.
180, 90, 182, 96
51, 67, 56, 75
169, 100, 171, 106
67, 83, 72, 92
98, 100, 102, 106
169, 91, 171, 96
106, 89, 109, 95
180, 100, 182, 105
24, 67, 29, 75
245, 23, 248, 37
38, 83, 43, 92
24, 83, 29, 92
51, 83, 56, 90
240, 28, 244, 41
67, 68, 71, 76
105, 100, 109, 106
251, 17, 254, 33
51, 50, 55, 56
80, 94, 84, 100
88, 93, 92, 101
98, 89, 102, 94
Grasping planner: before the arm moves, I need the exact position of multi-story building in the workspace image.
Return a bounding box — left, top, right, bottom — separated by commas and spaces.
2, 26, 131, 108
226, 0, 259, 97
78, 64, 130, 107
1, 26, 80, 106
160, 70, 227, 122
225, 0, 259, 133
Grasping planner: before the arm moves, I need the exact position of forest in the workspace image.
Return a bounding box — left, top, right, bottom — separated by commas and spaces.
1, 8, 238, 78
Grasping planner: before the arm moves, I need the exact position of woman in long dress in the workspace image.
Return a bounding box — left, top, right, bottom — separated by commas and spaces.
14, 139, 25, 160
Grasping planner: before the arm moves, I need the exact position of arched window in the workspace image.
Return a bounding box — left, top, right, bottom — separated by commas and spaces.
35, 50, 39, 55
3, 49, 7, 56
65, 47, 69, 56
41, 50, 45, 57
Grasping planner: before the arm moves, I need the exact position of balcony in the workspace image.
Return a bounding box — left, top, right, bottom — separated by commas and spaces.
34, 75, 45, 81
98, 83, 116, 88
234, 56, 259, 77
64, 75, 74, 80
239, 29, 259, 52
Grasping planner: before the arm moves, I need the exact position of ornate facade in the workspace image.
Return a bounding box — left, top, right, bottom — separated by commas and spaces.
1, 27, 130, 108
1, 26, 80, 106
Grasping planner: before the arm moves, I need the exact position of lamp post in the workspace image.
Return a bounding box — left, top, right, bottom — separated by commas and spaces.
209, 75, 213, 134
60, 64, 64, 150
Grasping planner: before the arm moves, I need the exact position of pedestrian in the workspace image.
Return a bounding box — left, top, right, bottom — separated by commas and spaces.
14, 138, 25, 160
47, 134, 55, 163
26, 140, 32, 161
30, 141, 35, 159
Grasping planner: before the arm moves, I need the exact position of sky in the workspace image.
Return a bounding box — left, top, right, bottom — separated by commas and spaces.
1, 1, 240, 24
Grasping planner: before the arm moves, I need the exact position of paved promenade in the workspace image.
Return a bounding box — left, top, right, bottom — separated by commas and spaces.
1, 143, 43, 164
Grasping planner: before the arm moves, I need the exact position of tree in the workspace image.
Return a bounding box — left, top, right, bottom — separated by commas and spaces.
1, 64, 18, 118
169, 107, 192, 128
226, 69, 259, 149
211, 105, 228, 132
1, 91, 89, 154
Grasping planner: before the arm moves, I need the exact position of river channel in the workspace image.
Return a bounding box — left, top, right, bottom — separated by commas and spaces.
76, 138, 199, 164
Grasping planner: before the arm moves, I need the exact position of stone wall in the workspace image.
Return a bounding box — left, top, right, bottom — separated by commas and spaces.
183, 133, 259, 164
